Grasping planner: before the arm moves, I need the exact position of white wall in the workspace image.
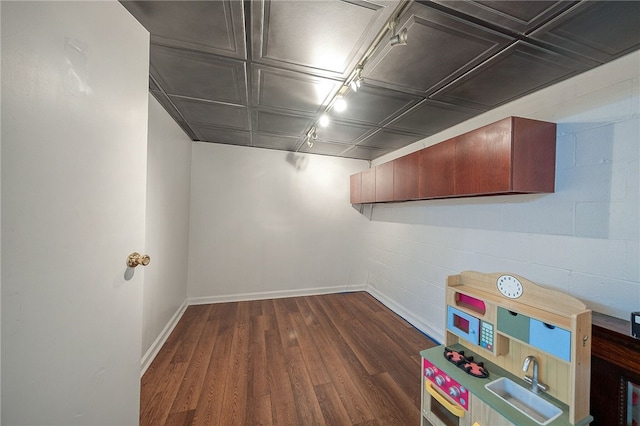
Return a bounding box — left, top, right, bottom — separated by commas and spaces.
360, 51, 640, 343
187, 144, 369, 301
142, 95, 192, 370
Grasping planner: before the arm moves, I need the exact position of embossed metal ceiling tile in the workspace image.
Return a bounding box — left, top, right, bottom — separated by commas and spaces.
386, 98, 482, 135
529, 0, 640, 63
362, 1, 514, 95
251, 0, 401, 78
339, 144, 396, 161
150, 91, 198, 140
357, 128, 426, 149
297, 140, 354, 157
431, 40, 592, 110
251, 108, 315, 137
252, 133, 301, 152
251, 64, 341, 114
424, 0, 578, 35
150, 44, 248, 105
193, 126, 251, 147
120, 1, 246, 59
336, 85, 422, 126
170, 96, 250, 131
315, 120, 377, 144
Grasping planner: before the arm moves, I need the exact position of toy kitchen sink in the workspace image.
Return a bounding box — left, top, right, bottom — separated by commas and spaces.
420, 271, 593, 426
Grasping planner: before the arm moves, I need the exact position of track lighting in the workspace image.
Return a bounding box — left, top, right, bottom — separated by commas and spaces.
305, 127, 317, 147
349, 66, 364, 92
389, 20, 408, 47
300, 4, 412, 153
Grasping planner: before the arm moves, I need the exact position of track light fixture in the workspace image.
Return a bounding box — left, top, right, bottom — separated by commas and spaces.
389, 20, 408, 47
349, 65, 364, 92
306, 127, 317, 147
299, 1, 412, 153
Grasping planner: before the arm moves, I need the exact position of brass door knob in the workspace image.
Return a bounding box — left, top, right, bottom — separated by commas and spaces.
127, 252, 150, 268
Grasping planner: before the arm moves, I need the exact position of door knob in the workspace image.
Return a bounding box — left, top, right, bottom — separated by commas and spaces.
127, 252, 150, 268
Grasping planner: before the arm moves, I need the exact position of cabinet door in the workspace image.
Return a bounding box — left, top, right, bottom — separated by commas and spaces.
466, 394, 515, 426
419, 139, 456, 198
350, 172, 362, 204
361, 168, 376, 203
455, 118, 512, 196
394, 151, 420, 201
375, 161, 394, 202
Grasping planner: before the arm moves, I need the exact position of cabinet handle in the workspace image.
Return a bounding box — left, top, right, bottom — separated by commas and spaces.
425, 381, 465, 418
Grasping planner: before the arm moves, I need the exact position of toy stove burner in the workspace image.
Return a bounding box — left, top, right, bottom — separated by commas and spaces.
444, 348, 490, 379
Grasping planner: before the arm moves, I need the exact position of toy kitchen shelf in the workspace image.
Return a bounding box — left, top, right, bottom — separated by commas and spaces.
425, 271, 592, 425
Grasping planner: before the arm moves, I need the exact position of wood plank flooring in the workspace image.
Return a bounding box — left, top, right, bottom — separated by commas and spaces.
140, 292, 437, 425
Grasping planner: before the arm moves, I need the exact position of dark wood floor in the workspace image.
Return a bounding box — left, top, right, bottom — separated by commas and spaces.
140, 291, 436, 425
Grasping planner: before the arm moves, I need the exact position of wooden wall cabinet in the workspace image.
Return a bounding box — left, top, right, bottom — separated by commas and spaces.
375, 161, 394, 202
418, 139, 456, 199
455, 117, 556, 196
350, 168, 375, 204
349, 116, 556, 204
349, 173, 362, 204
393, 151, 420, 201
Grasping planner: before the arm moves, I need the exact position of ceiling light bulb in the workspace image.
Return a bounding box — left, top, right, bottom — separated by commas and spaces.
318, 114, 330, 127
334, 98, 347, 112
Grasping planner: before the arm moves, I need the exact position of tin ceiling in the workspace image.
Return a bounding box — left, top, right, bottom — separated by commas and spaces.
121, 0, 640, 160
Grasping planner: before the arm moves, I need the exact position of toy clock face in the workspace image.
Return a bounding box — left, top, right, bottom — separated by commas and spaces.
497, 275, 524, 299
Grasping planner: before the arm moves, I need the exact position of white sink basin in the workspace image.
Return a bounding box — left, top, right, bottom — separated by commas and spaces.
485, 377, 562, 425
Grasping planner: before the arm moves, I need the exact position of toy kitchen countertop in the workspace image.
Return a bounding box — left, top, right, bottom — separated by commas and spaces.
421, 343, 593, 426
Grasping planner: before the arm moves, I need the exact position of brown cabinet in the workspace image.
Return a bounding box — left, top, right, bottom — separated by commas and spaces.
361, 168, 375, 203
349, 116, 556, 204
456, 117, 556, 196
349, 173, 362, 204
393, 151, 420, 201
349, 168, 376, 204
375, 162, 394, 202
419, 139, 456, 199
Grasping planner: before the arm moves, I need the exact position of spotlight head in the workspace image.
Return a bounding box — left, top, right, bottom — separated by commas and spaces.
390, 28, 408, 46
309, 127, 318, 140
349, 66, 364, 92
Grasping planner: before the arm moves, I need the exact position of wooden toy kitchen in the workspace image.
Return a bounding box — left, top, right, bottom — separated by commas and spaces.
421, 271, 593, 426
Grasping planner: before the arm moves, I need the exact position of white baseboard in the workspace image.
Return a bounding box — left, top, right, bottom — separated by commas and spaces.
364, 285, 443, 344
140, 300, 188, 377
186, 284, 367, 305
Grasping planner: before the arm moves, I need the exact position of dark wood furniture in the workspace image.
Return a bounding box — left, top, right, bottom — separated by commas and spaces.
590, 312, 640, 426
393, 151, 419, 201
350, 117, 556, 204
375, 161, 394, 202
